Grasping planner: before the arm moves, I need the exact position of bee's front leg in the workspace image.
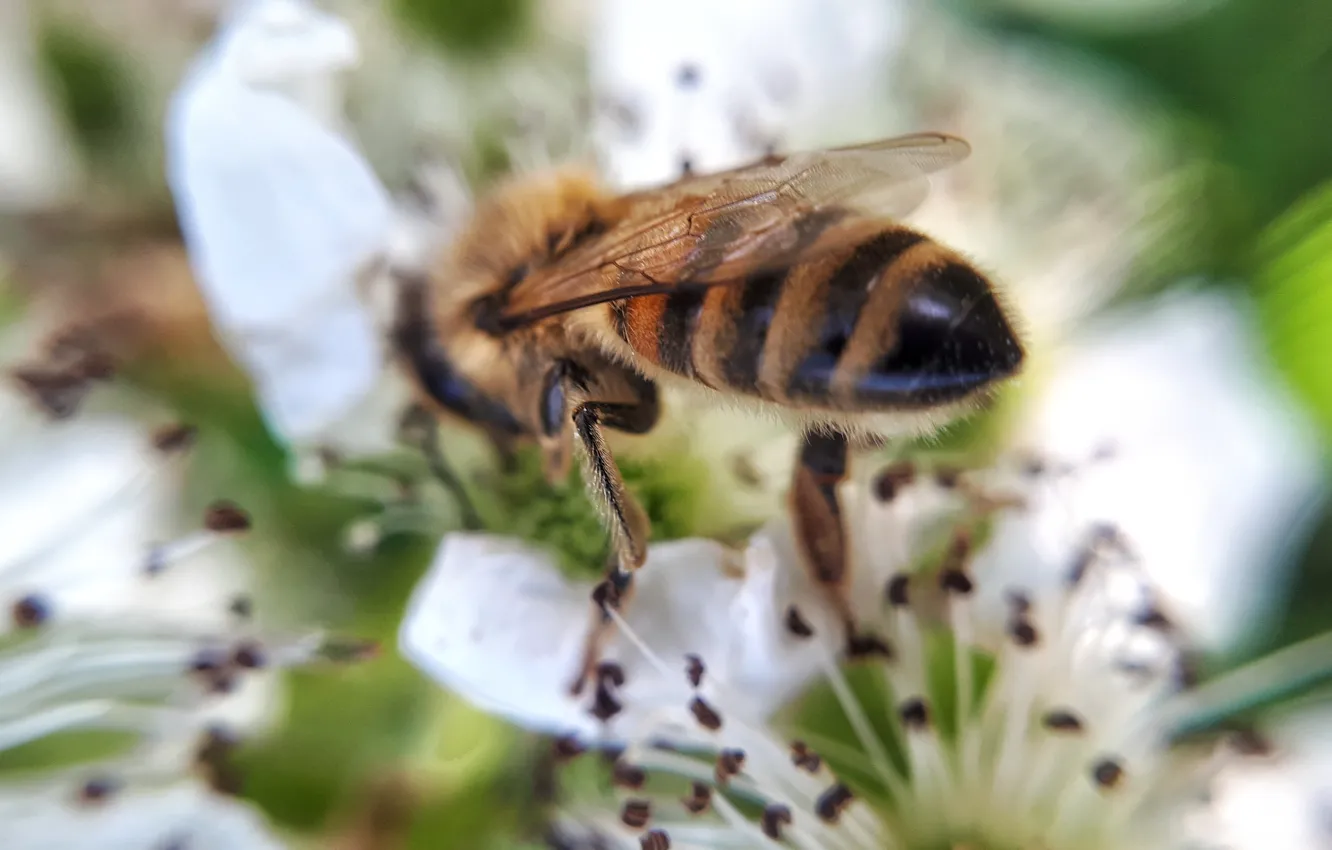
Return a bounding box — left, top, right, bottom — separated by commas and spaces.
539, 360, 659, 695
789, 429, 858, 642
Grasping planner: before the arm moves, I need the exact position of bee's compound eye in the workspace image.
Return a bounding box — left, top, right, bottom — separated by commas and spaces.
857, 263, 1024, 407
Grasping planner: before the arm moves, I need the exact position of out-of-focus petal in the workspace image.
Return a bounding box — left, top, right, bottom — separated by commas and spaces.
165, 0, 393, 445
399, 532, 841, 743
976, 290, 1326, 650
0, 782, 288, 850
589, 0, 904, 189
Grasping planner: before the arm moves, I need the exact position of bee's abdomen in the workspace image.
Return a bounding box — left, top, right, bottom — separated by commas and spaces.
611, 225, 1023, 410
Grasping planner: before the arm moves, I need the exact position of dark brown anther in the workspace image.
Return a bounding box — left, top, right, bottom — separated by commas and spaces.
590, 662, 627, 722
784, 605, 815, 638
790, 740, 822, 773
231, 641, 265, 669
11, 593, 50, 628
553, 736, 585, 762
77, 776, 119, 805
845, 632, 894, 661
640, 829, 671, 850
152, 423, 198, 454
714, 748, 746, 784
898, 697, 930, 730
934, 466, 962, 489
621, 799, 651, 829
761, 803, 793, 839
814, 783, 855, 823
682, 781, 712, 814
1008, 617, 1039, 648
685, 654, 705, 688
12, 368, 90, 419
1227, 725, 1274, 757
940, 568, 975, 596
872, 461, 916, 502
1091, 757, 1125, 790
612, 760, 647, 789
592, 579, 624, 614
689, 697, 723, 731
886, 574, 910, 608
204, 500, 251, 533
228, 595, 254, 621
1135, 603, 1174, 632
1041, 709, 1085, 733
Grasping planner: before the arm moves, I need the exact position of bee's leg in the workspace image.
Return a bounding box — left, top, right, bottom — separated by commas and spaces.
789, 429, 858, 639
545, 363, 659, 695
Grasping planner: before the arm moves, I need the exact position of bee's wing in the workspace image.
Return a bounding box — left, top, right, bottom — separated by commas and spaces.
497, 133, 969, 328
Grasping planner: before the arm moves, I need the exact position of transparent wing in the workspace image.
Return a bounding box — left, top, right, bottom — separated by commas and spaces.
498, 133, 968, 327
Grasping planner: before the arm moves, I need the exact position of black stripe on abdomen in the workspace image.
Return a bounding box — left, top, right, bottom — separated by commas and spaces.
656, 286, 707, 376
721, 270, 786, 393
787, 229, 925, 401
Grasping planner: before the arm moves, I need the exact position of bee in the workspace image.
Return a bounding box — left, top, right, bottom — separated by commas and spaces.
393, 134, 1024, 688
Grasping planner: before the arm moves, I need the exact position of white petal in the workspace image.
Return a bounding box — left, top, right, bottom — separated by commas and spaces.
590, 0, 903, 189
977, 290, 1326, 649
165, 0, 392, 443
0, 782, 287, 850
399, 531, 839, 742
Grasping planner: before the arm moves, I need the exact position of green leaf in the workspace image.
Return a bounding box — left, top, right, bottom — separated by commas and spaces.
1254, 180, 1332, 441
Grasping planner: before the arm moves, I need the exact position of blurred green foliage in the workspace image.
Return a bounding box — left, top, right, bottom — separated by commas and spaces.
36, 21, 136, 170
391, 0, 533, 58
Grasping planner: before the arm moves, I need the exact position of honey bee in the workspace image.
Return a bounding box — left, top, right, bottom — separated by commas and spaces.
393, 134, 1024, 688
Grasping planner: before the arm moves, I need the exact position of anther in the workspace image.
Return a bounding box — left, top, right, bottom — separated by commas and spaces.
678, 156, 694, 178
761, 803, 793, 839
1006, 590, 1032, 615
872, 462, 916, 502
231, 640, 265, 669
845, 632, 894, 661
1091, 757, 1125, 790
886, 574, 910, 607
814, 783, 855, 823
77, 776, 119, 805
784, 605, 815, 638
640, 829, 670, 850
1042, 709, 1084, 733
229, 594, 254, 621
682, 782, 711, 814
714, 748, 745, 784
553, 736, 585, 761
790, 741, 822, 773
152, 423, 198, 454
1135, 603, 1174, 632
612, 760, 647, 789
685, 654, 705, 688
11, 593, 51, 628
12, 368, 90, 419
934, 466, 962, 489
689, 696, 723, 731
1008, 617, 1040, 648
592, 579, 624, 614
621, 799, 652, 829
590, 663, 627, 720
940, 568, 974, 596
899, 697, 930, 730
204, 500, 251, 533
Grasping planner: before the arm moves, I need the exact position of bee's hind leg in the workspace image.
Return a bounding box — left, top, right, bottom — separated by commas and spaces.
543, 361, 659, 696
789, 429, 860, 644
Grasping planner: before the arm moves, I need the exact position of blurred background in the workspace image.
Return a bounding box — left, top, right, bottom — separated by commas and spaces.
0, 0, 1330, 847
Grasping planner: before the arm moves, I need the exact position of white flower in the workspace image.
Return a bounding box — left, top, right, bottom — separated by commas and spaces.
538, 456, 1332, 850
977, 290, 1326, 652
0, 331, 359, 848
589, 0, 905, 190
398, 532, 842, 746
165, 0, 400, 457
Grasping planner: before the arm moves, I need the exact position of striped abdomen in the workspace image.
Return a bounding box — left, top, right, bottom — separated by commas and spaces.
609, 226, 1023, 411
